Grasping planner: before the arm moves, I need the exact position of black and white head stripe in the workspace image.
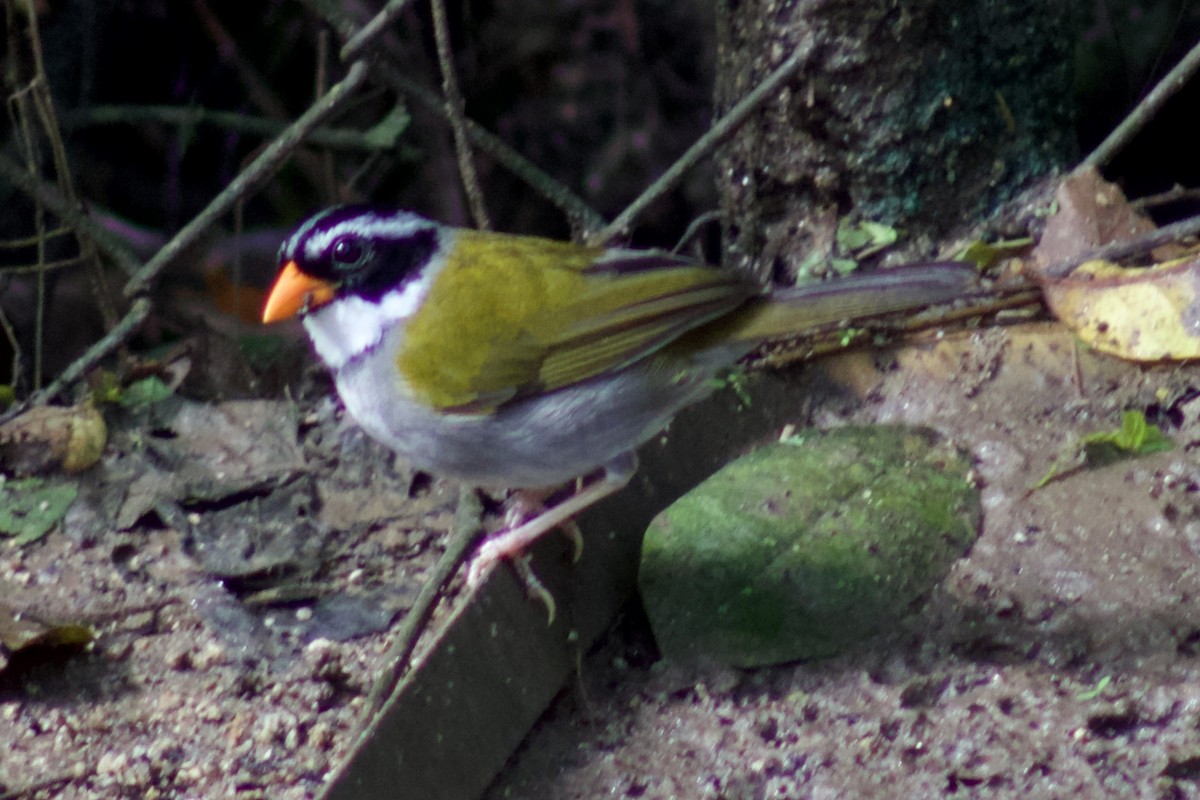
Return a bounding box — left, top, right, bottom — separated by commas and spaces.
279, 205, 442, 304
282, 206, 448, 371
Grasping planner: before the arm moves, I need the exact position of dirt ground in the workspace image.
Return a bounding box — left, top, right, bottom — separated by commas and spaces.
0, 385, 465, 799
486, 324, 1200, 799
5, 317, 1200, 799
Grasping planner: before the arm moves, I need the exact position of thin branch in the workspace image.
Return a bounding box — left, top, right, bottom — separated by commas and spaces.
1039, 211, 1200, 280
593, 48, 806, 243
0, 61, 369, 416
0, 299, 20, 393
429, 0, 490, 228
359, 487, 484, 730
1131, 183, 1200, 210
0, 253, 90, 275
375, 63, 604, 230
123, 60, 370, 298
0, 153, 142, 277
672, 209, 724, 255
300, 0, 604, 231
7, 9, 122, 377
340, 0, 414, 63
0, 224, 73, 249
191, 0, 344, 195
57, 105, 399, 151
0, 298, 151, 425
1080, 37, 1200, 170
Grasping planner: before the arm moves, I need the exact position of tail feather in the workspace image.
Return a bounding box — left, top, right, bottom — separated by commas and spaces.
726, 261, 978, 343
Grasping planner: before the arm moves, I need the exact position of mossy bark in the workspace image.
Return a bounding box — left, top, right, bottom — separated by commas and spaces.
715, 0, 1079, 278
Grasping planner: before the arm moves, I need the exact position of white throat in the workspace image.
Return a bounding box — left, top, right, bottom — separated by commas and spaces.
303, 277, 429, 371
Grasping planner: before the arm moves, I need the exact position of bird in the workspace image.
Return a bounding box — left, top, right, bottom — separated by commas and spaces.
262, 205, 977, 587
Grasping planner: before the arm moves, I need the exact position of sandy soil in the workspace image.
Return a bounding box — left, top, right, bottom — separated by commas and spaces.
0, 391, 460, 799
486, 324, 1200, 799
5, 319, 1200, 799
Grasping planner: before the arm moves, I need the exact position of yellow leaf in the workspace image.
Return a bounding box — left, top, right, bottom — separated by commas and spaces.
1042, 256, 1200, 360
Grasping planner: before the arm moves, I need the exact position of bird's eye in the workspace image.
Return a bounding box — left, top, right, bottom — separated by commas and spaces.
331, 236, 364, 266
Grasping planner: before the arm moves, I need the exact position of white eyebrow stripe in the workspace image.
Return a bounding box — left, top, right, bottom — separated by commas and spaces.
303, 214, 433, 262
299, 227, 454, 371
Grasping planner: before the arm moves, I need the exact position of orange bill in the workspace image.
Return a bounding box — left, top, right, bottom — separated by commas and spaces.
262, 261, 337, 323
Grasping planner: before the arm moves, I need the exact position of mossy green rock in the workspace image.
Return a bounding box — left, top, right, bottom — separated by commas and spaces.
638, 426, 980, 666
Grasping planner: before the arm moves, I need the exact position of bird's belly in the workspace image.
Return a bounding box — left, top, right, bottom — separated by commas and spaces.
333, 354, 720, 489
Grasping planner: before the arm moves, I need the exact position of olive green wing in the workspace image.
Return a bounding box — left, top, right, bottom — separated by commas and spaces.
534, 252, 753, 392
396, 232, 754, 412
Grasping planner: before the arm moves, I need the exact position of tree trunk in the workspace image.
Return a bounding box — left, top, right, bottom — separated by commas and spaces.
716, 0, 1080, 279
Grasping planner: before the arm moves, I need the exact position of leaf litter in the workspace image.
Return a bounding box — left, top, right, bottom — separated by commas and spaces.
9, 167, 1200, 797
0, 389, 456, 799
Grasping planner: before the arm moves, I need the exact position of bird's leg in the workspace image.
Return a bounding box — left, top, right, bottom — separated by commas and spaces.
505, 488, 584, 562
466, 453, 637, 589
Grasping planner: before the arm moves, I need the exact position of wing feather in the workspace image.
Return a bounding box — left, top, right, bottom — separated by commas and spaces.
395, 231, 754, 412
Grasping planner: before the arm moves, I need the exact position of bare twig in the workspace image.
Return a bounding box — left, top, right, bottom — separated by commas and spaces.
0, 61, 369, 417
429, 0, 490, 229
123, 60, 370, 298
0, 300, 20, 392
359, 487, 485, 731
7, 2, 123, 394
0, 297, 151, 425
1131, 183, 1200, 210
0, 153, 142, 276
300, 0, 604, 231
672, 210, 725, 255
1080, 37, 1200, 170
0, 225, 72, 249
340, 0, 415, 63
1039, 211, 1200, 280
57, 105, 400, 151
592, 49, 806, 244
10, 2, 93, 390
374, 63, 604, 231
189, 0, 336, 195
0, 253, 89, 275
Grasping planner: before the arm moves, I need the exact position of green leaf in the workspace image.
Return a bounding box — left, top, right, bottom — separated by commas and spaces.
857, 221, 898, 247
829, 257, 859, 276
839, 327, 864, 347
795, 250, 826, 282
836, 219, 898, 258
953, 237, 1033, 269
640, 428, 979, 666
361, 107, 411, 149
89, 370, 124, 405
0, 479, 78, 544
1082, 409, 1172, 465
836, 219, 871, 252
1075, 674, 1111, 701
1032, 410, 1171, 489
119, 375, 175, 409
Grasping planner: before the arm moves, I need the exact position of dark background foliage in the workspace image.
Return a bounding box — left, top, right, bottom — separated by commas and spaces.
2, 0, 1199, 391
24, 1, 1200, 238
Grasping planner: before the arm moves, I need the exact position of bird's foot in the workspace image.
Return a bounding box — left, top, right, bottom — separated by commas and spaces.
464, 455, 637, 613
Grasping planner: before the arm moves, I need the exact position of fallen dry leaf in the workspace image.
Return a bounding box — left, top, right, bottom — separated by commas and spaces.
1031, 166, 1158, 272
0, 604, 94, 676
0, 404, 107, 476
1042, 257, 1200, 361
